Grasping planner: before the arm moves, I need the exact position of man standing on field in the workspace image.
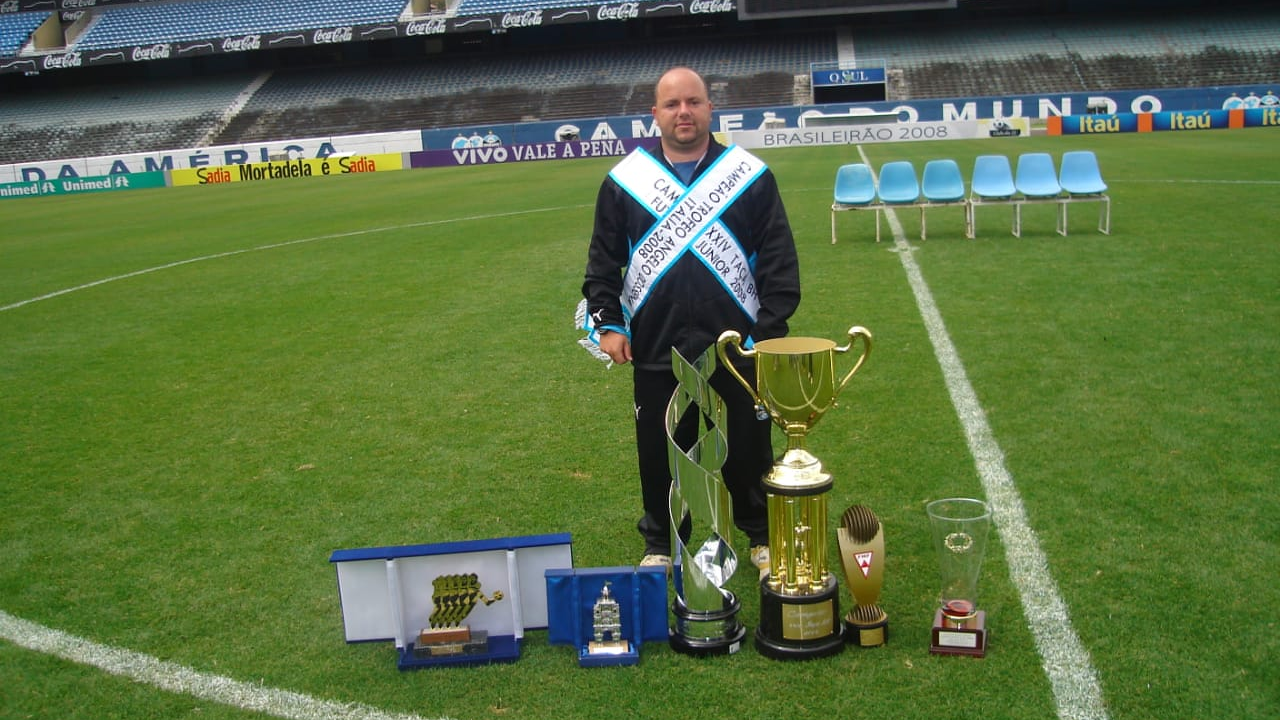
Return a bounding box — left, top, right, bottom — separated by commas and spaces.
580, 66, 801, 579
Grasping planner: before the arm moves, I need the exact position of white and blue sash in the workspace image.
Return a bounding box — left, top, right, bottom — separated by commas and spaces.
610, 145, 767, 322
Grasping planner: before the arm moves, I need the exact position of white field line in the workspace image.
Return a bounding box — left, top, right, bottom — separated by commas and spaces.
0, 609, 443, 720
859, 146, 1108, 720
1, 205, 587, 314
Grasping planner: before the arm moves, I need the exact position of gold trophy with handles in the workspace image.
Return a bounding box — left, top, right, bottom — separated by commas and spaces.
718, 326, 872, 660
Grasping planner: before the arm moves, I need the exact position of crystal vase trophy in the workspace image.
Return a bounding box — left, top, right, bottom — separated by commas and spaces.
926, 498, 992, 657
666, 346, 746, 655
718, 326, 872, 660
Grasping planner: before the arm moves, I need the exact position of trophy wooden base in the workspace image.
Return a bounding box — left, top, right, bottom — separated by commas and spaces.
669, 596, 746, 656
755, 575, 845, 660
929, 610, 987, 657
398, 634, 520, 669
844, 614, 889, 647
413, 627, 490, 658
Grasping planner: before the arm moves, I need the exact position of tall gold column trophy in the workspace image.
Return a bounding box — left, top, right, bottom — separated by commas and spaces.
666, 346, 747, 656
719, 326, 872, 660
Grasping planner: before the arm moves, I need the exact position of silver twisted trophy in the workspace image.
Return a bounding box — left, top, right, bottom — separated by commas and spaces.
666, 346, 746, 655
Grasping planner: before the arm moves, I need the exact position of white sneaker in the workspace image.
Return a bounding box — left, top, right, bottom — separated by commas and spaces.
749, 545, 770, 581
640, 553, 672, 574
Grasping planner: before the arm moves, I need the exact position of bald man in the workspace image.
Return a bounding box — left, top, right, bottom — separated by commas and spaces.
581, 67, 801, 578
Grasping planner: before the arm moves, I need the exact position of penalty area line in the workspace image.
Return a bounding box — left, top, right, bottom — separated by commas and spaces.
857, 147, 1108, 720
0, 609, 444, 720
1, 204, 590, 314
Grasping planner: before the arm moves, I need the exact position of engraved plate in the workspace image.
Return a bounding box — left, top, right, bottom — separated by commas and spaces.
782, 600, 834, 640
937, 630, 979, 649
859, 626, 886, 646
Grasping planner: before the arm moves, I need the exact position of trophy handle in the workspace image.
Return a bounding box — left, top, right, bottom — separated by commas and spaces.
834, 326, 873, 396
716, 330, 763, 408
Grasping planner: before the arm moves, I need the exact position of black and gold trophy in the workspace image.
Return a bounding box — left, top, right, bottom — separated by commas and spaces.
719, 326, 872, 660
837, 505, 888, 647
414, 573, 504, 658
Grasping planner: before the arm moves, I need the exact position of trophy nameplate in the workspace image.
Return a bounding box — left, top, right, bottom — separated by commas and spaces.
782, 599, 835, 640
930, 610, 987, 657
719, 326, 873, 661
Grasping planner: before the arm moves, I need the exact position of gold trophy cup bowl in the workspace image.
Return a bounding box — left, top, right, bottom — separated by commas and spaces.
717, 326, 872, 660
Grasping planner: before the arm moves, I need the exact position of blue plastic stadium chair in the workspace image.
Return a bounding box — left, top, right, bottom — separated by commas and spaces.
870, 160, 920, 243
877, 160, 920, 205
971, 155, 1016, 198
834, 163, 877, 205
920, 158, 966, 240
1058, 150, 1111, 235
1015, 152, 1062, 198
968, 154, 1017, 238
830, 163, 879, 244
1014, 152, 1064, 237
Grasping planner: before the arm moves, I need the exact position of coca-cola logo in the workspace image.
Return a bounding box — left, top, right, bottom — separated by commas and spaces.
42, 52, 82, 69
0, 1, 19, 12
501, 10, 543, 29
61, 0, 97, 8
597, 3, 639, 21
313, 27, 353, 44
690, 0, 733, 13
222, 35, 262, 52
405, 18, 447, 35
131, 44, 171, 61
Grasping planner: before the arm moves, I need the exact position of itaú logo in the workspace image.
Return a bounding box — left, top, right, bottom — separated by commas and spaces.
501, 10, 543, 28
597, 2, 639, 20
313, 27, 353, 44
690, 0, 733, 13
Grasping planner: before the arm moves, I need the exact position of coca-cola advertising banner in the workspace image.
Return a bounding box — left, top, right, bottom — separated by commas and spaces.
1, 0, 156, 13
0, 1, 736, 73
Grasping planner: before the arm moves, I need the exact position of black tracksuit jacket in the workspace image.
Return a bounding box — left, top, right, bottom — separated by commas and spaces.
581, 138, 801, 371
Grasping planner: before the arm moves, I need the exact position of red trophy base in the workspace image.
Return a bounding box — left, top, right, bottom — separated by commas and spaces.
929, 609, 987, 658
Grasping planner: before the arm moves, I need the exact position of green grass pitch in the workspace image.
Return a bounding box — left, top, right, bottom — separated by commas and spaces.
2, 128, 1277, 720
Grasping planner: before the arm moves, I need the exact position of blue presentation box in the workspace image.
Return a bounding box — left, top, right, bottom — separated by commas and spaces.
329, 533, 573, 670
545, 566, 669, 667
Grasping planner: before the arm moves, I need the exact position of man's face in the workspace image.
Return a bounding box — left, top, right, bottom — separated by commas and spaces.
652, 69, 713, 157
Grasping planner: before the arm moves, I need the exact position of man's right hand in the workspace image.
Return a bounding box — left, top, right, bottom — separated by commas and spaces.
598, 330, 632, 365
